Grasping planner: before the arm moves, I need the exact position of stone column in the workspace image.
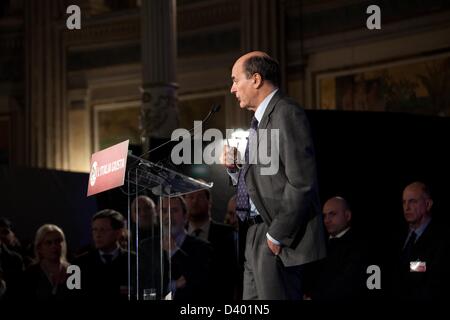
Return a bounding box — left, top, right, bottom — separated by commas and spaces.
240, 0, 286, 88
140, 0, 178, 152
24, 0, 68, 170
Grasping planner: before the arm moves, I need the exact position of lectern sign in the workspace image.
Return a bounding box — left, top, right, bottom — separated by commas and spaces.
87, 140, 129, 196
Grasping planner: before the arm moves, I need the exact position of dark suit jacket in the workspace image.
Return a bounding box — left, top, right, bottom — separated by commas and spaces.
245, 91, 327, 267
75, 248, 132, 300
171, 235, 213, 301
22, 263, 72, 301
306, 228, 367, 300
393, 219, 450, 300
0, 243, 23, 300
207, 220, 239, 300
140, 234, 213, 301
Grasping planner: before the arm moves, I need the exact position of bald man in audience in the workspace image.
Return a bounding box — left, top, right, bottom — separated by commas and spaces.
130, 195, 158, 251
323, 197, 352, 238
305, 196, 366, 300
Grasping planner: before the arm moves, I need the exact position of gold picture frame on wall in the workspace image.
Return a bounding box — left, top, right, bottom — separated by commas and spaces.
93, 101, 141, 152
316, 53, 450, 116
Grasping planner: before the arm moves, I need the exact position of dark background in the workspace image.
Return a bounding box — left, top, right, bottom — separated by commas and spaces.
2, 110, 449, 258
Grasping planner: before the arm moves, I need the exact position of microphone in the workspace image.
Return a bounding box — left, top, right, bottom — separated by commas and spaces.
132, 104, 221, 163
184, 103, 221, 136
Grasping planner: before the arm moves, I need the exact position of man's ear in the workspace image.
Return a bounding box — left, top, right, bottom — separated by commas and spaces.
253, 73, 263, 88
426, 198, 433, 211
345, 210, 352, 223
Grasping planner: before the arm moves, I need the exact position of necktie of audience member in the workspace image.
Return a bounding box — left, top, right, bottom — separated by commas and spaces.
401, 230, 417, 265
103, 253, 113, 264
193, 229, 202, 237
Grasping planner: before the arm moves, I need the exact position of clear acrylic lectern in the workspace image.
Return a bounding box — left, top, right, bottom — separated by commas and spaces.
124, 154, 212, 300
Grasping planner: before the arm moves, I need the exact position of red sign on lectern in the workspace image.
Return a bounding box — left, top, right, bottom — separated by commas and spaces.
87, 140, 129, 196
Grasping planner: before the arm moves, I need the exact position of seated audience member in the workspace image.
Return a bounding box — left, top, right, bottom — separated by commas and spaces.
130, 195, 158, 249
23, 224, 71, 300
392, 182, 450, 300
75, 209, 133, 300
0, 217, 31, 267
305, 196, 366, 300
0, 217, 34, 267
0, 218, 21, 252
140, 196, 213, 301
0, 218, 24, 300
185, 189, 239, 300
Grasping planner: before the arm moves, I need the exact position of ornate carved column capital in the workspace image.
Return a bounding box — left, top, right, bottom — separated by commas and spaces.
140, 84, 179, 139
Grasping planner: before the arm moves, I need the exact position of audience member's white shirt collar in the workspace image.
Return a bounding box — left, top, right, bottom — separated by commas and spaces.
187, 220, 210, 241
99, 246, 120, 262
408, 216, 431, 240
254, 89, 278, 123
329, 227, 351, 239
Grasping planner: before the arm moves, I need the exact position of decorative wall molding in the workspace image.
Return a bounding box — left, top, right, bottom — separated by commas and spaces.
178, 0, 239, 32
63, 16, 140, 46
63, 1, 240, 47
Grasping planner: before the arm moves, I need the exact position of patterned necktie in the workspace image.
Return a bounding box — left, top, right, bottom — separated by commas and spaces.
236, 116, 259, 221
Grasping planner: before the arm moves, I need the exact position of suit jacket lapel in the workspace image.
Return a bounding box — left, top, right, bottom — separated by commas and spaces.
258, 90, 281, 131
244, 90, 281, 179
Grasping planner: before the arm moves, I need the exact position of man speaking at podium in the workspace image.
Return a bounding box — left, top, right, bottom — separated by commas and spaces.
221, 51, 326, 300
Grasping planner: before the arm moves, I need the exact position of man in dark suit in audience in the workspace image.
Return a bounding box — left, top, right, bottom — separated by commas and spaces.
75, 209, 133, 300
185, 189, 239, 300
305, 196, 366, 300
0, 217, 23, 300
130, 195, 158, 248
393, 182, 450, 300
140, 196, 212, 301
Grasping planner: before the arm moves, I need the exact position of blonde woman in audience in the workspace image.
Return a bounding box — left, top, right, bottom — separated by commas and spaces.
23, 224, 71, 300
